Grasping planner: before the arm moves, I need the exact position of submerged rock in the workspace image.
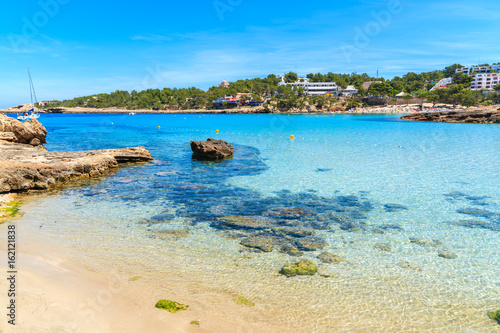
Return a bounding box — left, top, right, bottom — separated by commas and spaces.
383, 204, 408, 212
190, 138, 234, 160
273, 227, 315, 238
295, 237, 327, 251
449, 220, 500, 232
438, 251, 458, 260
240, 237, 277, 252
155, 299, 188, 313
215, 216, 277, 230
397, 261, 422, 272
155, 229, 190, 240
317, 252, 346, 263
374, 243, 392, 252
457, 208, 499, 221
280, 260, 318, 276
278, 245, 303, 257
264, 207, 315, 219
409, 237, 443, 247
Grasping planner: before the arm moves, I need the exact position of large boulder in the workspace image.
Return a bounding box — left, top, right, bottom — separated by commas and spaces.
190, 138, 234, 160
0, 113, 47, 146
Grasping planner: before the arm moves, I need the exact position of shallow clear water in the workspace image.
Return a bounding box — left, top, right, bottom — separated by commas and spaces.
6, 113, 500, 332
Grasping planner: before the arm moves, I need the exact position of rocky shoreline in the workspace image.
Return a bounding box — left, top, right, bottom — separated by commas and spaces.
401, 109, 500, 123
0, 114, 153, 194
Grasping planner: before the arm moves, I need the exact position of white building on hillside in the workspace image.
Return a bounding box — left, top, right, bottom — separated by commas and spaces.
342, 85, 358, 96
278, 76, 339, 96
456, 65, 500, 75
430, 77, 453, 91
455, 65, 500, 90
471, 73, 500, 90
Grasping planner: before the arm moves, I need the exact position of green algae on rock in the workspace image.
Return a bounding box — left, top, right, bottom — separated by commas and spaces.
0, 201, 21, 222
155, 299, 188, 313
234, 296, 255, 307
128, 276, 141, 281
488, 311, 500, 324
280, 260, 318, 276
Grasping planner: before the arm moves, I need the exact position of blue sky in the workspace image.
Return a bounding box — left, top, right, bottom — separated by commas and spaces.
1, 0, 499, 108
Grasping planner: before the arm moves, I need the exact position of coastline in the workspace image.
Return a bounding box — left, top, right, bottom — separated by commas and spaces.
1, 105, 422, 115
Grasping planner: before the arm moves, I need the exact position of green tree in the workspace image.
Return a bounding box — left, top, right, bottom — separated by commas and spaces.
284, 72, 298, 83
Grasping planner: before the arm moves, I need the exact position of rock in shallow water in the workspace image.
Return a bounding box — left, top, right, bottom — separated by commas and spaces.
409, 237, 443, 247
280, 260, 318, 276
295, 237, 327, 251
397, 261, 422, 272
374, 243, 392, 252
190, 138, 234, 160
155, 299, 188, 313
383, 203, 408, 212
438, 251, 458, 260
278, 244, 304, 257
215, 216, 277, 230
240, 237, 276, 252
487, 310, 500, 324
317, 252, 346, 263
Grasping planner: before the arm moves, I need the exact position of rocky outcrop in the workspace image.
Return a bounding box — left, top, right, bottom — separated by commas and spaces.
401, 109, 500, 123
0, 141, 153, 193
0, 113, 47, 146
190, 138, 234, 160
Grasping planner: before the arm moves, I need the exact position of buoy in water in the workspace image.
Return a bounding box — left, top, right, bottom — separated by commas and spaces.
216, 129, 219, 133
158, 126, 161, 129
290, 135, 295, 139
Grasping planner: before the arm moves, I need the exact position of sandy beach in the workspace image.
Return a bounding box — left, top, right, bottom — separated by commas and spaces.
0, 250, 207, 333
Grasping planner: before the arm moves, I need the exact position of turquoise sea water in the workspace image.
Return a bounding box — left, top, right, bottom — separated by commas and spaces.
6, 113, 500, 332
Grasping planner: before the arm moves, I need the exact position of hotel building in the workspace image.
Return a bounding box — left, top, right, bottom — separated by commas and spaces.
278, 76, 339, 96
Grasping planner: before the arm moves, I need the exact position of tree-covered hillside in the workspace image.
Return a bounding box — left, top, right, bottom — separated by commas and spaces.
45, 64, 500, 110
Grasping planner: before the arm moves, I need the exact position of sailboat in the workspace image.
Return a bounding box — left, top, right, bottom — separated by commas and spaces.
17, 69, 41, 121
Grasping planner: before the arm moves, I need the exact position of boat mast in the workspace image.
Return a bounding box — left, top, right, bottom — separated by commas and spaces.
28, 68, 38, 111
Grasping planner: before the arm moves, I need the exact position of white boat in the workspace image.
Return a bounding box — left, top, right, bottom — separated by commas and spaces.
17, 69, 41, 121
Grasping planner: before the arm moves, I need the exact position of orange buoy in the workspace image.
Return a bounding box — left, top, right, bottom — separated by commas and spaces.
216, 129, 219, 133
290, 135, 295, 139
